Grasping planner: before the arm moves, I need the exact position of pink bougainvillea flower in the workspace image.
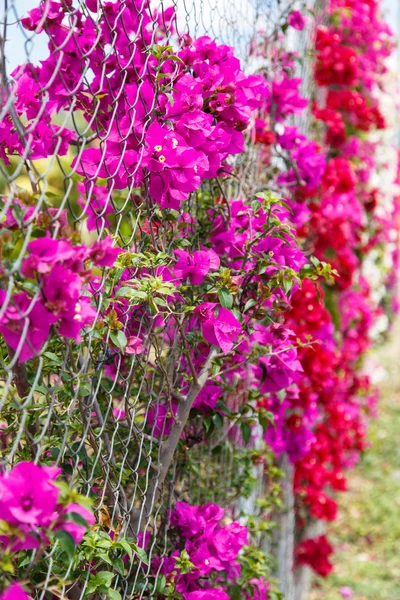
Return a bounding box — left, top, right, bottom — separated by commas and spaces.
247, 577, 270, 600
184, 589, 229, 600
21, 237, 76, 278
0, 199, 35, 229
196, 303, 242, 354
125, 336, 145, 355
146, 402, 178, 437
0, 583, 30, 600
85, 0, 99, 12
0, 462, 60, 529
113, 404, 126, 420
42, 264, 82, 316
193, 384, 222, 412
170, 502, 203, 538
340, 588, 354, 599
0, 291, 57, 362
175, 248, 220, 284
57, 296, 97, 342
89, 236, 122, 267
77, 182, 114, 231
193, 302, 217, 323
211, 521, 248, 562
56, 502, 95, 544
198, 503, 225, 531
288, 10, 308, 31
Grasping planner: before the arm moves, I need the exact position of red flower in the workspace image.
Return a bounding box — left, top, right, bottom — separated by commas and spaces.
296, 535, 334, 577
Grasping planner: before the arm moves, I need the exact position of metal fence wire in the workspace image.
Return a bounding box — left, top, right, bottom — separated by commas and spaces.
0, 1, 315, 599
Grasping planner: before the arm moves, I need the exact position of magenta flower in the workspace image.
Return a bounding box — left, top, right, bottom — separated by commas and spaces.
42, 264, 82, 317
85, 0, 99, 12
184, 589, 229, 599
171, 502, 203, 538
146, 402, 177, 437
113, 404, 126, 420
212, 521, 248, 562
1, 199, 34, 229
57, 297, 97, 342
175, 249, 220, 284
194, 302, 217, 323
272, 76, 308, 120
193, 384, 222, 412
21, 237, 76, 278
185, 541, 218, 577
125, 336, 145, 355
21, 0, 66, 32
247, 577, 270, 600
77, 183, 114, 231
56, 502, 95, 544
0, 583, 30, 600
0, 462, 60, 529
288, 10, 308, 31
0, 291, 56, 362
198, 503, 225, 531
197, 304, 242, 354
89, 237, 122, 267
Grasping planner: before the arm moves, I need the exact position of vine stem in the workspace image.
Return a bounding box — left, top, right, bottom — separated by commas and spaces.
131, 346, 219, 532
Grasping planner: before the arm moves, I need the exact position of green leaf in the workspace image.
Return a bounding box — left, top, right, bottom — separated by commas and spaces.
230, 584, 242, 600
277, 390, 286, 402
155, 575, 167, 593
54, 530, 76, 558
240, 421, 252, 445
64, 511, 90, 528
110, 330, 127, 351
115, 539, 133, 560
310, 255, 320, 267
114, 287, 133, 298
132, 543, 149, 565
244, 298, 257, 313
43, 351, 62, 365
78, 382, 92, 397
106, 590, 122, 600
213, 412, 224, 429
93, 571, 115, 587
83, 582, 97, 595
112, 557, 125, 576
97, 553, 112, 566
283, 279, 293, 295
231, 308, 243, 323
218, 288, 233, 309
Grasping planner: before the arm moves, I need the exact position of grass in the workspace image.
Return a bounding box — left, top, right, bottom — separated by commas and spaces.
310, 322, 400, 600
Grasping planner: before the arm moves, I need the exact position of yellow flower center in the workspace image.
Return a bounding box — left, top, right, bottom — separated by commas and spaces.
154, 145, 162, 152
159, 155, 166, 163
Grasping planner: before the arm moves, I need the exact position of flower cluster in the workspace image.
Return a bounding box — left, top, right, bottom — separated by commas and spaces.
286, 0, 399, 574
0, 221, 121, 361
152, 502, 268, 599
0, 462, 94, 597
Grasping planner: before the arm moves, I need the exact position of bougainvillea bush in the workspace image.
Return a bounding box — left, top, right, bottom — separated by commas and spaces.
0, 0, 398, 598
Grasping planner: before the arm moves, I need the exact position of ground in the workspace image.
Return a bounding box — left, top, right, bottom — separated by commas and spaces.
310, 321, 400, 600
